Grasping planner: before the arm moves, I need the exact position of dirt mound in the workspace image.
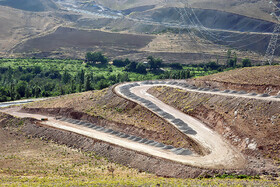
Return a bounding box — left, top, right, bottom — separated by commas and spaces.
193, 65, 280, 95
0, 0, 57, 12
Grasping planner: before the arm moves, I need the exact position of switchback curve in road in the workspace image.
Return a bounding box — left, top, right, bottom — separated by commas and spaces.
114, 81, 248, 169
3, 80, 278, 170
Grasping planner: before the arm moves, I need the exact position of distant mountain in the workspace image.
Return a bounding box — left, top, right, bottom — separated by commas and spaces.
94, 0, 274, 22
0, 0, 58, 12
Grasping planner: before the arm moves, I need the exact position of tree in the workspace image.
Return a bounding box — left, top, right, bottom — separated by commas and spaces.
32, 86, 41, 98
136, 63, 147, 74
62, 70, 71, 84
70, 79, 76, 93
60, 86, 65, 95
33, 66, 42, 74
170, 63, 183, 70
147, 56, 162, 71
85, 74, 92, 91
16, 81, 27, 98
205, 61, 220, 70
233, 52, 237, 66
48, 70, 61, 79
0, 87, 8, 102
124, 61, 137, 72
226, 50, 237, 68
113, 59, 130, 67
116, 73, 129, 82
96, 79, 109, 90
227, 49, 232, 62
242, 58, 252, 67
25, 86, 31, 98
86, 52, 108, 65
78, 69, 85, 84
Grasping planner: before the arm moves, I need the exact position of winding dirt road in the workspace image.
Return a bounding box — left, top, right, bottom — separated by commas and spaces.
115, 82, 247, 169
3, 81, 279, 170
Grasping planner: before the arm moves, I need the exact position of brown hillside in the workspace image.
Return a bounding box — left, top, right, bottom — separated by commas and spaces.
96, 0, 274, 22
0, 6, 62, 55
194, 65, 280, 95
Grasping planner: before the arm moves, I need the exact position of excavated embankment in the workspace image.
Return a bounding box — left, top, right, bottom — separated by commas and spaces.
148, 86, 280, 174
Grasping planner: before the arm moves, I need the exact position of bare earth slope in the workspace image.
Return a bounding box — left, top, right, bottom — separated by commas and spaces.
194, 65, 280, 95
1, 0, 279, 62
96, 0, 274, 22
13, 27, 155, 59
0, 5, 63, 56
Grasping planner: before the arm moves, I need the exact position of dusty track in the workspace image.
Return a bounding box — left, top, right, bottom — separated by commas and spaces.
2, 81, 279, 170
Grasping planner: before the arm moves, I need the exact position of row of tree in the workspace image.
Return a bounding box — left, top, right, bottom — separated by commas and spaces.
0, 51, 257, 102
0, 65, 130, 102
87, 51, 252, 72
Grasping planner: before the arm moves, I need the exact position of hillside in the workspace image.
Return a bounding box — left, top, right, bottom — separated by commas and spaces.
0, 0, 57, 12
95, 0, 274, 22
0, 0, 279, 63
1, 113, 277, 185
194, 65, 280, 95
0, 5, 63, 56
1, 65, 280, 182
1, 0, 280, 185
